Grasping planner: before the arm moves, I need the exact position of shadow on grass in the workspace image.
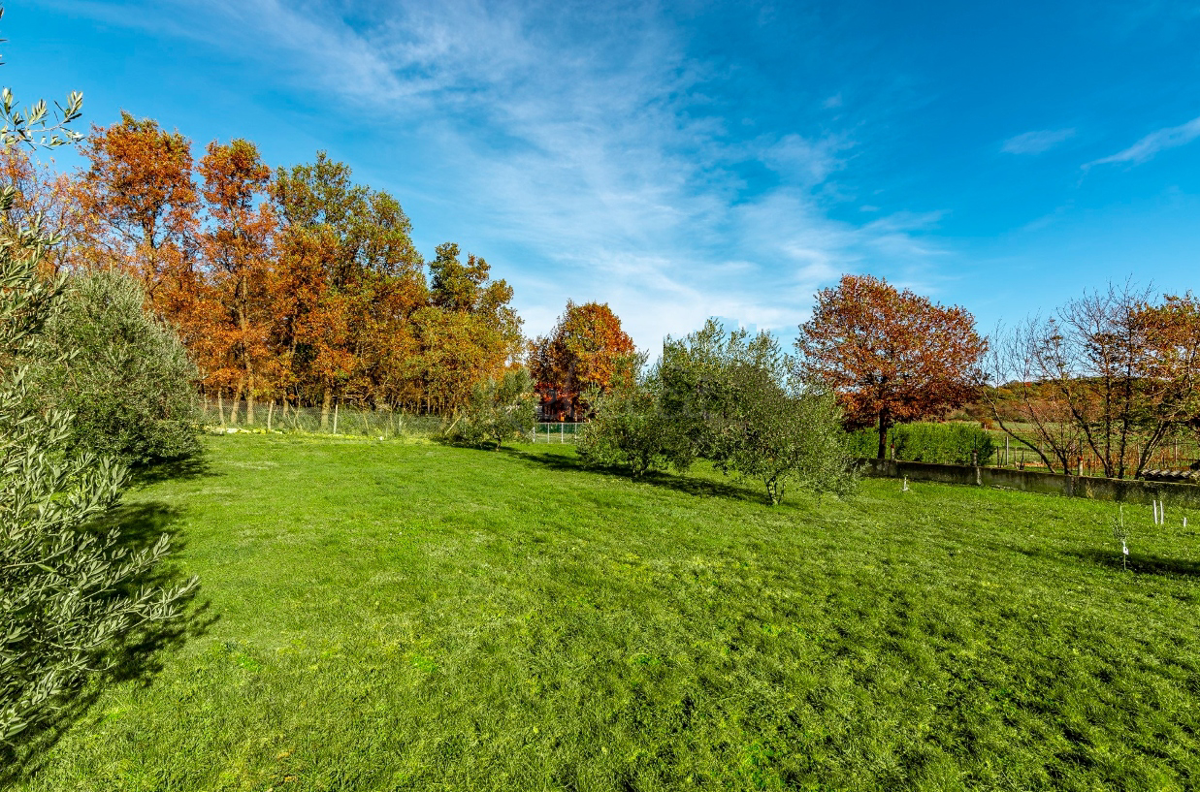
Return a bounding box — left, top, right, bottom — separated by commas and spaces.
0, 501, 218, 785
1068, 548, 1200, 578
506, 445, 766, 504
129, 452, 215, 487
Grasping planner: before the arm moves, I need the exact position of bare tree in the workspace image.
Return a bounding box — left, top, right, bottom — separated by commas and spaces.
987, 282, 1200, 478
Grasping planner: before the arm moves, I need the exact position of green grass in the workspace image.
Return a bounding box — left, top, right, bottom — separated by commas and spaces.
11, 435, 1200, 791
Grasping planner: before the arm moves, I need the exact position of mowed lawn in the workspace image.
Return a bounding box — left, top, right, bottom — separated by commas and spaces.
12, 434, 1200, 791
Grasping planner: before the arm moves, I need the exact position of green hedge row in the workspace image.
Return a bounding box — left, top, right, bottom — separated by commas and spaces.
848, 422, 996, 466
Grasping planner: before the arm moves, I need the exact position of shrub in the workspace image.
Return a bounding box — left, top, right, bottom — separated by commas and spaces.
848, 421, 996, 465
27, 269, 200, 466
452, 368, 537, 450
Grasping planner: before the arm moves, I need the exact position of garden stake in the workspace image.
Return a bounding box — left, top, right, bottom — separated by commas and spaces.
1112, 505, 1129, 571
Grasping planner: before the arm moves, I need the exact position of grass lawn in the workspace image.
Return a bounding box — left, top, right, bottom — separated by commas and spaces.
10, 434, 1200, 791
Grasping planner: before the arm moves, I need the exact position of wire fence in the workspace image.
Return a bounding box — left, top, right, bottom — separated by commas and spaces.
987, 431, 1200, 477
201, 397, 444, 440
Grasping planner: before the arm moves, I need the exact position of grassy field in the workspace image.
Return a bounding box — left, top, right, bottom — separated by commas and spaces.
9, 435, 1200, 791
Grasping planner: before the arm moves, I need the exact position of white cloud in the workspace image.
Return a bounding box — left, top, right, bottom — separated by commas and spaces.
54, 0, 951, 350
1001, 128, 1075, 155
1087, 115, 1200, 167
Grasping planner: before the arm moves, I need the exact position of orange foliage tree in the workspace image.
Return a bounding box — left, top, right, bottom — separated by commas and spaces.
72, 112, 200, 316
198, 139, 278, 424
529, 300, 635, 420
797, 274, 986, 459
0, 147, 73, 273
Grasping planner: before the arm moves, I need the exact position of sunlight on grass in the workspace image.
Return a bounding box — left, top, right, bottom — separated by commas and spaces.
13, 435, 1200, 791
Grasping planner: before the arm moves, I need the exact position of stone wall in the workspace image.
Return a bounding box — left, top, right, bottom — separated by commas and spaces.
857, 458, 1200, 508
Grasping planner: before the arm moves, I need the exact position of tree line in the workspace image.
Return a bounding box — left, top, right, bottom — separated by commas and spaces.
3, 115, 524, 425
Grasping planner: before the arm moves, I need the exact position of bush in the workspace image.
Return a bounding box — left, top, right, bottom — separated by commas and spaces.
27, 270, 200, 466
452, 368, 537, 450
848, 421, 996, 465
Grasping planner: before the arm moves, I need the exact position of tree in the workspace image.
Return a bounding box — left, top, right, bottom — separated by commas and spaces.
0, 148, 72, 273
452, 368, 537, 450
986, 283, 1200, 478
711, 367, 853, 505
796, 274, 986, 459
0, 29, 195, 752
658, 321, 854, 504
271, 152, 427, 424
409, 244, 523, 414
529, 300, 635, 419
576, 352, 676, 478
72, 113, 200, 313
26, 269, 200, 465
198, 139, 278, 424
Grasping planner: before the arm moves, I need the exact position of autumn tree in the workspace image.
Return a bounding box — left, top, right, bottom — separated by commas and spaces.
72, 113, 200, 316
409, 242, 523, 414
198, 139, 278, 424
529, 300, 635, 419
0, 148, 72, 273
796, 274, 986, 459
271, 152, 426, 425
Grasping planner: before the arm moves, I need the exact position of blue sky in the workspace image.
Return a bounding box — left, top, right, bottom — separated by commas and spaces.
6, 0, 1200, 350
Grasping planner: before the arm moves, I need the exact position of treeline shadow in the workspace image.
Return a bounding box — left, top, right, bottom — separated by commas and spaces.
505, 445, 767, 504
1, 501, 218, 784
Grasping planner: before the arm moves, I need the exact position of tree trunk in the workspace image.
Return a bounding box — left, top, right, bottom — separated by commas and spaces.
321, 385, 333, 431
877, 410, 889, 460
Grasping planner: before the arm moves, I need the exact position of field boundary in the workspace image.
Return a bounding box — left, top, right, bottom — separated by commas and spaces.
858, 458, 1200, 508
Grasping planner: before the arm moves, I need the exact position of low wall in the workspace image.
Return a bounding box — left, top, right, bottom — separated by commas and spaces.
858, 458, 1200, 508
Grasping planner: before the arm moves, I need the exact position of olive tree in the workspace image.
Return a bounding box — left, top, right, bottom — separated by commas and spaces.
1, 19, 196, 754
454, 368, 537, 450
27, 269, 201, 466
576, 353, 680, 478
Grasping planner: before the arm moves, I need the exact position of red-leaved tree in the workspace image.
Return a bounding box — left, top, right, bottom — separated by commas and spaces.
796, 274, 986, 459
529, 300, 635, 420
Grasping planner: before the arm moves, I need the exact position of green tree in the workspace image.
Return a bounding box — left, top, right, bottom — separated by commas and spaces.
654, 320, 855, 504
709, 366, 854, 505
576, 352, 678, 478
1, 20, 196, 753
454, 368, 537, 450
28, 269, 200, 465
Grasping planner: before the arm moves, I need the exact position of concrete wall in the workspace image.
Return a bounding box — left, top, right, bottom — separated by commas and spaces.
858, 458, 1200, 508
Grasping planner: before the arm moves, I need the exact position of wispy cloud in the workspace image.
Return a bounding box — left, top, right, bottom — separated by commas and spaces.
1001, 128, 1074, 155
1086, 115, 1200, 167
52, 0, 951, 349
